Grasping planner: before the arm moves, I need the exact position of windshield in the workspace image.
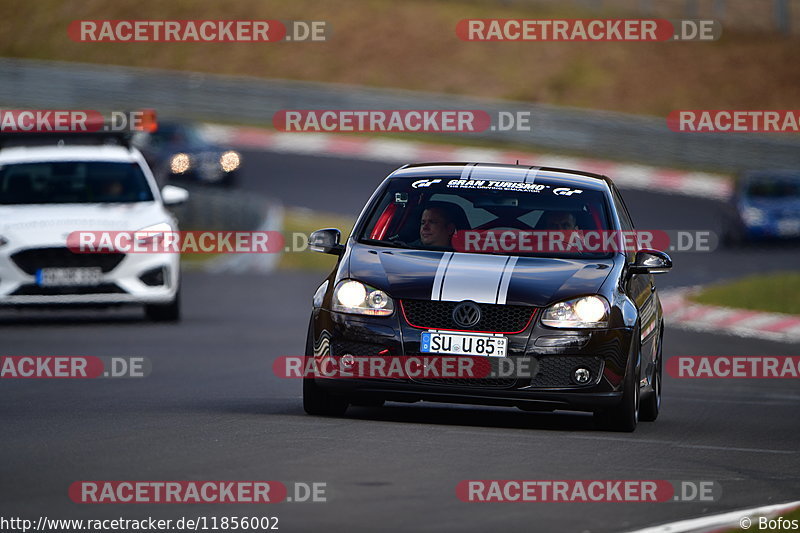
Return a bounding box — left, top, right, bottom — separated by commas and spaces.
746, 177, 800, 199
0, 161, 154, 205
143, 124, 206, 149
358, 177, 614, 258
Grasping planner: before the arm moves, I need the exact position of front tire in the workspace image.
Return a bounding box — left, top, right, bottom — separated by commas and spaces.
639, 328, 662, 422
144, 289, 181, 322
302, 321, 348, 417
594, 327, 640, 432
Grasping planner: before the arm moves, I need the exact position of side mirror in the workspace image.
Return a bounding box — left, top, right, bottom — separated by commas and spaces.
629, 249, 672, 274
161, 185, 189, 206
309, 228, 345, 256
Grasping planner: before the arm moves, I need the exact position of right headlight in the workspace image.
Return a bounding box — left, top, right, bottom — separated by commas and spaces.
541, 296, 609, 328
332, 280, 394, 316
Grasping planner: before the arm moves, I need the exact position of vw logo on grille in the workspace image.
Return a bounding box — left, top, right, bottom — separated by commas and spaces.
452, 301, 481, 328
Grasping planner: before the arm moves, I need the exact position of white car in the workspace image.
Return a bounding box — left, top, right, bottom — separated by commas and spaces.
0, 142, 188, 321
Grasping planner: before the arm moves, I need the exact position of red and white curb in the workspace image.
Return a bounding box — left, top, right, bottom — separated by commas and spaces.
202, 124, 733, 200
661, 288, 800, 343
625, 499, 800, 533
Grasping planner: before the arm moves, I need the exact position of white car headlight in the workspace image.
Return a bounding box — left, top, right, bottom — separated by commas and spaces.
219, 151, 241, 172
541, 296, 609, 328
136, 222, 173, 246
333, 280, 394, 316
170, 153, 191, 174
742, 207, 765, 226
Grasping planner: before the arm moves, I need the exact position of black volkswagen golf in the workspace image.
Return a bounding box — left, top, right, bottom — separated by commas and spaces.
304, 163, 671, 431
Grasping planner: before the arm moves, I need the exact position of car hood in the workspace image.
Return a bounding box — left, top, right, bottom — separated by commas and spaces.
0, 202, 171, 247
347, 245, 615, 307
741, 197, 800, 214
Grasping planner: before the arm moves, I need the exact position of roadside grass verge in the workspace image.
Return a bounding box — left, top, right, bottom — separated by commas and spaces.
690, 272, 800, 315
279, 207, 355, 272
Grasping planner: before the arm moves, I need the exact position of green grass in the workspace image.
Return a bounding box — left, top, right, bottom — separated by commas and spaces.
278, 207, 355, 272
690, 272, 800, 315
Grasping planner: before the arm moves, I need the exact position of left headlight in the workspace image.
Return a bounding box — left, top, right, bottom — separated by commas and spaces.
219, 150, 241, 172
332, 280, 394, 316
541, 295, 609, 328
742, 207, 765, 226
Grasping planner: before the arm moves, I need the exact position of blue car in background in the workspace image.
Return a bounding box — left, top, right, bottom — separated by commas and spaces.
723, 171, 800, 245
132, 121, 241, 188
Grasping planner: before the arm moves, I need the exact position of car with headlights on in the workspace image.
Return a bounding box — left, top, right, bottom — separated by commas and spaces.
303, 162, 672, 431
133, 121, 241, 187
722, 171, 800, 245
0, 131, 188, 321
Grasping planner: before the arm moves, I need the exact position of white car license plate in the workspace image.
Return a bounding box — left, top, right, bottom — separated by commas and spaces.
36, 267, 103, 287
421, 331, 507, 357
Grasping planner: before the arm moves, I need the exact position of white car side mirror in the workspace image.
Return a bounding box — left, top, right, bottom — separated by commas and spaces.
161, 185, 189, 206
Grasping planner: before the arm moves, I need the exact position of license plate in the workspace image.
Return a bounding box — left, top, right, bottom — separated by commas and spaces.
36, 267, 103, 287
421, 331, 507, 357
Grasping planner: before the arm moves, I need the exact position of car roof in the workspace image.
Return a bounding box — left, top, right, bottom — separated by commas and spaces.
388, 162, 613, 192
0, 144, 140, 165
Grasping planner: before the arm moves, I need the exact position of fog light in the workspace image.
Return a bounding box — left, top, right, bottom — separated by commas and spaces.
341, 354, 355, 368
573, 367, 591, 384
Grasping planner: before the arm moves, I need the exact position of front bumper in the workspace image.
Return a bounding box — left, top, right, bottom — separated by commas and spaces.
0, 246, 179, 306
309, 306, 634, 413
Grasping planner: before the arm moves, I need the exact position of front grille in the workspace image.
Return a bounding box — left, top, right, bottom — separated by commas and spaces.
11, 283, 126, 296
401, 300, 535, 333
410, 355, 517, 389
528, 356, 604, 388
11, 247, 125, 275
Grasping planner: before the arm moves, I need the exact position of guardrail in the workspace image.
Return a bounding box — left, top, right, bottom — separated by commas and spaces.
0, 57, 797, 172
169, 185, 268, 231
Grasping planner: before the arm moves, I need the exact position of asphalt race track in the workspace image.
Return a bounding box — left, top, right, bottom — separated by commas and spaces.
2, 149, 798, 533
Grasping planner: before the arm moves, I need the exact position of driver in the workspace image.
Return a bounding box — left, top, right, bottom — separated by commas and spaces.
543, 210, 579, 231
418, 204, 457, 249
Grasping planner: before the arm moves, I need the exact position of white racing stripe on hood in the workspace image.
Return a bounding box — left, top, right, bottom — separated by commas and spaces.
431, 252, 519, 304
496, 256, 518, 304
431, 252, 453, 301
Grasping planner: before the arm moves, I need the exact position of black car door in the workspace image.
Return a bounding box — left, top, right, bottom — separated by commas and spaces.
611, 185, 659, 375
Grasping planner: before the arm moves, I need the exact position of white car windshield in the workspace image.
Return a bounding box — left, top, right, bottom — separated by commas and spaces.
0, 161, 154, 204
